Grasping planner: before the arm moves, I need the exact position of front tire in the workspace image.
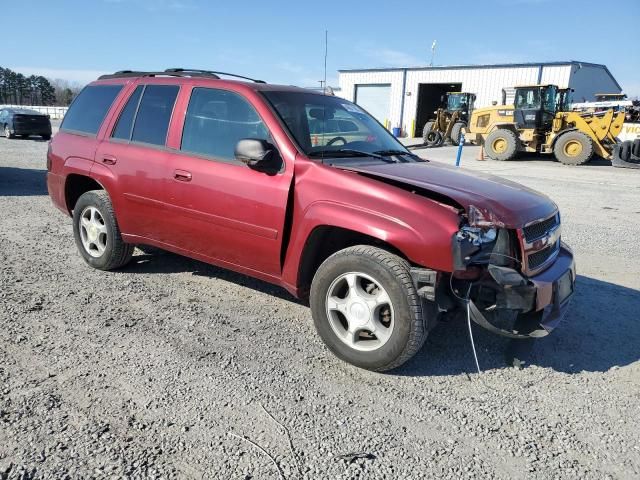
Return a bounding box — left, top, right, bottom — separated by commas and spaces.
72, 190, 134, 270
450, 122, 465, 146
4, 125, 14, 139
553, 130, 593, 165
485, 128, 519, 161
310, 245, 429, 371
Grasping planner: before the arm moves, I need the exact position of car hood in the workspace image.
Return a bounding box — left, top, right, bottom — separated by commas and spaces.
339, 161, 557, 228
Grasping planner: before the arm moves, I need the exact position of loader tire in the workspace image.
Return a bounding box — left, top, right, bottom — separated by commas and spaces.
553, 131, 594, 166
485, 129, 518, 161
422, 121, 434, 141
422, 121, 441, 146
632, 139, 640, 158
619, 141, 631, 161
450, 122, 465, 146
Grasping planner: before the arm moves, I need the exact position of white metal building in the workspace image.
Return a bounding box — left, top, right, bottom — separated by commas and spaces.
337, 61, 621, 137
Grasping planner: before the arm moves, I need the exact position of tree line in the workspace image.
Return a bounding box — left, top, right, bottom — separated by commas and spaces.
0, 67, 82, 106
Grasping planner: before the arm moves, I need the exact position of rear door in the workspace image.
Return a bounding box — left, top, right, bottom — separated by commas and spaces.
164, 86, 293, 277
94, 83, 180, 243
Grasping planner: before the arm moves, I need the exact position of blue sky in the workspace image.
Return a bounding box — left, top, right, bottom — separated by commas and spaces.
4, 0, 640, 96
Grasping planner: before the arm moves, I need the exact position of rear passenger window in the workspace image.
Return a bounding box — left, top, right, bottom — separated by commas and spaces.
61, 84, 123, 135
112, 85, 143, 140
131, 85, 179, 146
180, 87, 270, 161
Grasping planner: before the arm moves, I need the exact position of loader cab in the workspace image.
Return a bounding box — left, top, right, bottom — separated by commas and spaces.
556, 88, 573, 112
513, 84, 558, 130
446, 92, 475, 122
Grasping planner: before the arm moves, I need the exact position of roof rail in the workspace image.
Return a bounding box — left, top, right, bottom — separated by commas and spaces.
165, 68, 266, 83
98, 70, 221, 80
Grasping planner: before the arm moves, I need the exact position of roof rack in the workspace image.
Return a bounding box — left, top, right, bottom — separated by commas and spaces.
97, 70, 220, 80
97, 68, 266, 83
165, 68, 266, 83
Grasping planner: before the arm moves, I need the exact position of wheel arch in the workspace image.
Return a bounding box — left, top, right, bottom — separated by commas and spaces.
295, 225, 408, 303
64, 174, 106, 214
549, 127, 578, 148
488, 123, 518, 134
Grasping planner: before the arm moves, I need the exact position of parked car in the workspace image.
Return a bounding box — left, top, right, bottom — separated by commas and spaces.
47, 69, 575, 371
0, 107, 52, 140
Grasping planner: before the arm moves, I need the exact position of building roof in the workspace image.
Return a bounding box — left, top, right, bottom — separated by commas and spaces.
338, 61, 621, 92
338, 60, 604, 73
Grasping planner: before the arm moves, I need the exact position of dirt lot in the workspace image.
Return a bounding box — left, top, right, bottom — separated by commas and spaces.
1, 124, 639, 479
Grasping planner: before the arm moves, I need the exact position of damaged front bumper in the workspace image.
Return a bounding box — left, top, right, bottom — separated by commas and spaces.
412, 242, 576, 340
525, 242, 576, 334
467, 243, 575, 339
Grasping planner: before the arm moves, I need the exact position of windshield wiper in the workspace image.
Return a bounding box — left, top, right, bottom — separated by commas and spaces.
309, 149, 389, 161
373, 149, 422, 160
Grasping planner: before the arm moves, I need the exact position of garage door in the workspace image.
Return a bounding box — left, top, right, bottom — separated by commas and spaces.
354, 84, 391, 125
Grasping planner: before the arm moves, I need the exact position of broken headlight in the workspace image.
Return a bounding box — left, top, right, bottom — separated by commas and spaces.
453, 206, 512, 270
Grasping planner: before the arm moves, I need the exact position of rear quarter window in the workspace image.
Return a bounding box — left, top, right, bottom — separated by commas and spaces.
61, 84, 123, 135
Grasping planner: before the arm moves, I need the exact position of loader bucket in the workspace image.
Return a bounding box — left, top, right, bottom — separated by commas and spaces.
611, 140, 640, 169
563, 110, 626, 159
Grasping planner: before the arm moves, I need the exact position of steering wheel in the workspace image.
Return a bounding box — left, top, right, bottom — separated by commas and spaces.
326, 136, 347, 146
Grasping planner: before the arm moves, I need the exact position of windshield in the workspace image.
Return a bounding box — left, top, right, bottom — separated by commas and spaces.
262, 91, 410, 158
447, 94, 467, 111
514, 88, 541, 109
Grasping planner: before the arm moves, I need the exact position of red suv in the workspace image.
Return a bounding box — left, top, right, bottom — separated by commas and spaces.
47, 69, 575, 371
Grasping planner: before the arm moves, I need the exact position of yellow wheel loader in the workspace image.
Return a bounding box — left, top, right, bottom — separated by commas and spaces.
465, 84, 625, 165
422, 92, 476, 147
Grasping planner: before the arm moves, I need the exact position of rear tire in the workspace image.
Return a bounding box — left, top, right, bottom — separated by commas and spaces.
450, 122, 465, 146
553, 130, 594, 165
310, 245, 429, 372
485, 129, 519, 161
72, 190, 134, 271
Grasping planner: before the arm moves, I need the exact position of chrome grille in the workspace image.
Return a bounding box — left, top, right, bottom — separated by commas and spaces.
523, 214, 559, 242
519, 213, 561, 274
528, 240, 559, 269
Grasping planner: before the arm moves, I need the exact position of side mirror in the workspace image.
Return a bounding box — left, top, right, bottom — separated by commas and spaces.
235, 138, 276, 168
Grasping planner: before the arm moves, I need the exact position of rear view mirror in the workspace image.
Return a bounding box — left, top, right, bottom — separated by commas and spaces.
235, 138, 276, 168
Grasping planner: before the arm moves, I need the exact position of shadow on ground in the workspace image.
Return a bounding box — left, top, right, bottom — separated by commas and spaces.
123, 248, 640, 375
518, 152, 612, 166
399, 274, 640, 376
0, 167, 48, 196
124, 247, 301, 304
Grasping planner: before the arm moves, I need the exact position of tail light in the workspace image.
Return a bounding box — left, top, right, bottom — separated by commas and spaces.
46, 143, 52, 171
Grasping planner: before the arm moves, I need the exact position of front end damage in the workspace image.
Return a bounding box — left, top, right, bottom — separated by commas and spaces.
413, 205, 576, 339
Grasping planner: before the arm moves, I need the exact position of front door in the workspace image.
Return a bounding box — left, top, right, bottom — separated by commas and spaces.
165, 87, 293, 277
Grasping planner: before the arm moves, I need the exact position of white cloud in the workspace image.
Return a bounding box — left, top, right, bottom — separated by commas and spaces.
620, 80, 640, 99
102, 0, 196, 10
11, 66, 108, 85
277, 61, 305, 75
375, 48, 424, 67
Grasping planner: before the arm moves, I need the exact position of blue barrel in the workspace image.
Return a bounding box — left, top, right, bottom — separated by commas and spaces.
392, 127, 401, 137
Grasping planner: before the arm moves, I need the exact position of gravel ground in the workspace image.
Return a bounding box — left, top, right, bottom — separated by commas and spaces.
1, 123, 639, 479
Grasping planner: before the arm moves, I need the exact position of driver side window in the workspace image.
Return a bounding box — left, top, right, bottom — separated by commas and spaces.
181, 87, 271, 162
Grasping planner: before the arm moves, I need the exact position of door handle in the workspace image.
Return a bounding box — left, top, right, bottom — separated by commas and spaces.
101, 155, 117, 165
174, 169, 192, 182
